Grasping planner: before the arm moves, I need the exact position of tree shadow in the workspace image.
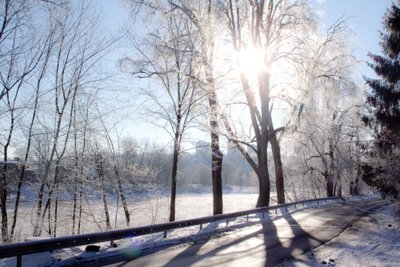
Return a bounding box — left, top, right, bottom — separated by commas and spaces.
262, 209, 323, 266
152, 210, 324, 267
87, 222, 226, 267
162, 221, 236, 267
158, 219, 281, 267
90, 206, 347, 266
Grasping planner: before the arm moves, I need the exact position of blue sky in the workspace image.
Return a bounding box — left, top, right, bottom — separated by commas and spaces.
311, 0, 393, 78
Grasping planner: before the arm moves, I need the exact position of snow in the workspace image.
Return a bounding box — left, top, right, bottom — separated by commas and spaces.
5, 192, 261, 243
1, 193, 262, 266
278, 199, 400, 267
1, 195, 399, 267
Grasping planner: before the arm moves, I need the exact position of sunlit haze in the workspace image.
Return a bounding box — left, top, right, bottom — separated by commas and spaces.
96, 0, 393, 147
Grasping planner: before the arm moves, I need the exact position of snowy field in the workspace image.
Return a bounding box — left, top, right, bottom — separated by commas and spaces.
7, 192, 261, 243
2, 192, 262, 267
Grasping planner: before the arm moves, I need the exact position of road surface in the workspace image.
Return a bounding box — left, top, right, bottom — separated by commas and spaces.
100, 199, 388, 267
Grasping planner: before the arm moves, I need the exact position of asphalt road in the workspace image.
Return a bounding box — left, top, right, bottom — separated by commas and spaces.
101, 199, 388, 267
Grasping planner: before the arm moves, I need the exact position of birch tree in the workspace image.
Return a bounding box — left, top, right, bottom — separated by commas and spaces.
0, 0, 55, 242
31, 1, 113, 237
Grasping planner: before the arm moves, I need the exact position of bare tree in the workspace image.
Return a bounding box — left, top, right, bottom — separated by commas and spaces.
127, 0, 224, 215
9, 28, 56, 241
90, 142, 112, 231
122, 6, 204, 221
216, 0, 315, 206
31, 1, 114, 237
99, 116, 132, 227
70, 90, 95, 235
0, 0, 55, 242
164, 0, 224, 215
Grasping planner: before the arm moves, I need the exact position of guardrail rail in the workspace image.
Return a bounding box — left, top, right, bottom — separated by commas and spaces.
0, 196, 345, 267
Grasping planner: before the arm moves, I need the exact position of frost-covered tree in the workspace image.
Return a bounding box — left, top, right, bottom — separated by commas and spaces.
122, 7, 204, 221
128, 0, 224, 215
217, 0, 316, 206
281, 28, 359, 200
361, 1, 400, 197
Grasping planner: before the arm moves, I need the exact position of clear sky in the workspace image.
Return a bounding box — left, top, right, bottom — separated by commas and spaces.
311, 0, 393, 78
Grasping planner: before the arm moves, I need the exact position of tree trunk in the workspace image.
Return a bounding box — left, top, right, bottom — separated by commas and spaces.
198, 37, 223, 215
1, 164, 9, 243
270, 136, 284, 203
182, 1, 223, 215
33, 181, 45, 236
53, 183, 59, 237
1, 97, 15, 242
39, 162, 62, 237
95, 153, 111, 230
325, 171, 334, 197
47, 197, 52, 236
72, 134, 79, 235
256, 115, 270, 208
101, 178, 111, 231
72, 170, 78, 235
256, 162, 270, 207
353, 178, 359, 195
10, 163, 24, 241
326, 179, 334, 197
258, 68, 272, 207
115, 167, 130, 226
77, 175, 84, 234
327, 138, 335, 196
169, 138, 180, 221
269, 118, 285, 204
335, 179, 342, 196
211, 131, 223, 215
208, 90, 223, 215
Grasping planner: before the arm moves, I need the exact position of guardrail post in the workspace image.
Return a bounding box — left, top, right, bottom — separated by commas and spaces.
246, 214, 249, 223
17, 255, 22, 267
200, 223, 203, 230
226, 219, 229, 227
163, 231, 167, 238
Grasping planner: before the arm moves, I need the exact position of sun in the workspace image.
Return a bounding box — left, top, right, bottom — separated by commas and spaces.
237, 47, 266, 78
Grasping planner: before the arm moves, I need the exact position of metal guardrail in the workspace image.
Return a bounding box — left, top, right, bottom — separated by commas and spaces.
0, 196, 344, 267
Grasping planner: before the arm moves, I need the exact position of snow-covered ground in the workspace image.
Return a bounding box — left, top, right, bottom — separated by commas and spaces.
1, 193, 262, 266
6, 192, 261, 243
2, 195, 398, 267
278, 199, 400, 267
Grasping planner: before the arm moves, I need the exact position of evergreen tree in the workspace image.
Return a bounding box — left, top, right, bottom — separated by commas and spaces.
361, 1, 400, 197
